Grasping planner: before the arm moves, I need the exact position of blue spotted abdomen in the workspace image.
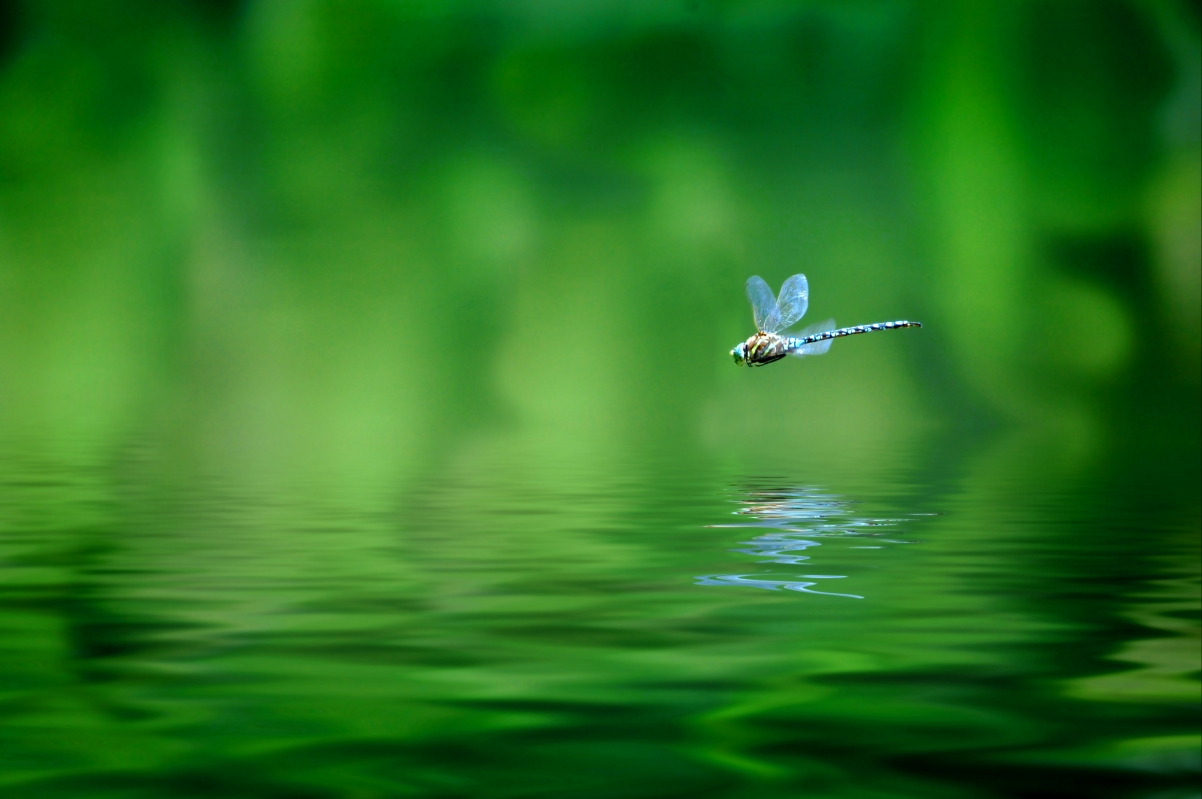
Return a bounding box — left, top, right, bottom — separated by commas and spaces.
787, 321, 921, 352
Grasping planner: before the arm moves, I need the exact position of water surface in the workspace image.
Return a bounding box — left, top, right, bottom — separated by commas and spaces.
1, 435, 1196, 799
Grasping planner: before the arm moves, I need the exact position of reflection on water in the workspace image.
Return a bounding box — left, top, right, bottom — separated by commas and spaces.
695, 572, 865, 598
698, 486, 930, 599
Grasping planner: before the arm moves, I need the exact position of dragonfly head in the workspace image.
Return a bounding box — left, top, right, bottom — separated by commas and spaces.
731, 342, 746, 366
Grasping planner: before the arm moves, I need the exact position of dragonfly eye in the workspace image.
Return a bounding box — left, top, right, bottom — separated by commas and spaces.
731, 345, 745, 365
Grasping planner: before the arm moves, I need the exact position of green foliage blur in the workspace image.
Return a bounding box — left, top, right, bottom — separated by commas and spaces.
0, 0, 1198, 479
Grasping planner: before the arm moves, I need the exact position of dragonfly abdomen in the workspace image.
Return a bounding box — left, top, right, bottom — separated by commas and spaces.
787, 320, 921, 350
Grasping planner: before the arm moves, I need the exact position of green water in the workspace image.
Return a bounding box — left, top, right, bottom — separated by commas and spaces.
0, 431, 1197, 799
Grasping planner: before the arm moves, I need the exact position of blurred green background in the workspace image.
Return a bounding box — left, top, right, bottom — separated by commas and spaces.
0, 0, 1197, 478
0, 2, 1199, 798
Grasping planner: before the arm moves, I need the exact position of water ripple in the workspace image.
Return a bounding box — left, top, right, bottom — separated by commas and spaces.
695, 573, 865, 599
696, 485, 928, 599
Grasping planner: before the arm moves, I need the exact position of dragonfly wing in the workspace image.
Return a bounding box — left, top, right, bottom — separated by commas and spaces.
777, 273, 809, 330
746, 275, 782, 332
788, 319, 835, 357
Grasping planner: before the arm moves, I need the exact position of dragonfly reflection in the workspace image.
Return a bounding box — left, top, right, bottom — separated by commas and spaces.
697, 485, 926, 599
731, 274, 921, 367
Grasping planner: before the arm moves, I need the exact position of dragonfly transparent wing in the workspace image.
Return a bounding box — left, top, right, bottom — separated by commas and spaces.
746, 275, 782, 333
777, 273, 809, 330
788, 319, 835, 357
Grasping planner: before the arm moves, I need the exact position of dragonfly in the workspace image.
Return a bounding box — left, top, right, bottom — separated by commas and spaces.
731, 274, 921, 367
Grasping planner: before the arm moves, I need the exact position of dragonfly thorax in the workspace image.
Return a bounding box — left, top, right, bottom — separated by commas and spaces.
732, 332, 788, 367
